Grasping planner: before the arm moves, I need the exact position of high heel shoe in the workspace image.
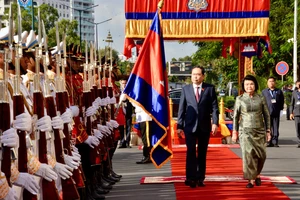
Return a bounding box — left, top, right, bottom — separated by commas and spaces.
255, 177, 261, 186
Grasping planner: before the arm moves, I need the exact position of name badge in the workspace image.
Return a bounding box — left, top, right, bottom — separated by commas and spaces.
271, 99, 276, 103
297, 101, 300, 105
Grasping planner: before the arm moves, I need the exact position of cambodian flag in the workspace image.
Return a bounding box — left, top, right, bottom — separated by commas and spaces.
123, 11, 173, 168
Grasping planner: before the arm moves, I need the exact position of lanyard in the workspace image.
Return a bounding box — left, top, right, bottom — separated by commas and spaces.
269, 90, 276, 99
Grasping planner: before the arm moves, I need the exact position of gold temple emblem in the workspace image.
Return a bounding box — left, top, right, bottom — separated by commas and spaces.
188, 0, 208, 12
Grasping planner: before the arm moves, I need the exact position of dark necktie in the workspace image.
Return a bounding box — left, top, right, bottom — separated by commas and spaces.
196, 87, 200, 102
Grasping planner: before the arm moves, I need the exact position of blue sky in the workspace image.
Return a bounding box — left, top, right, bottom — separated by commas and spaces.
95, 0, 198, 61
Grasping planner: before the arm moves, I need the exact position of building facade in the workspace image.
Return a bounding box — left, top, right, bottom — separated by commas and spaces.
0, 0, 95, 43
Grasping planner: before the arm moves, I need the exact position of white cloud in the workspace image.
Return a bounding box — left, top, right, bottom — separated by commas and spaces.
94, 0, 198, 61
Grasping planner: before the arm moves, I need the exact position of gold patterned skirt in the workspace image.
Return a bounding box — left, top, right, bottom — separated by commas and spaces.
239, 127, 267, 180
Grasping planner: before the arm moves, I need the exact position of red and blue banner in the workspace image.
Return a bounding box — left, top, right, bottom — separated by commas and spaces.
125, 0, 270, 39
123, 11, 173, 168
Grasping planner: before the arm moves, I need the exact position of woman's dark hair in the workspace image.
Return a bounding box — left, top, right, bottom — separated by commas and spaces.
241, 75, 259, 92
192, 66, 205, 75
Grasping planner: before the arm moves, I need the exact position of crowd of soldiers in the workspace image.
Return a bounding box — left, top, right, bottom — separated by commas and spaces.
0, 5, 123, 200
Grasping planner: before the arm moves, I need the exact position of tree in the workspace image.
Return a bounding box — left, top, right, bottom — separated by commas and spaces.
190, 0, 300, 88
47, 19, 79, 48
3, 3, 59, 34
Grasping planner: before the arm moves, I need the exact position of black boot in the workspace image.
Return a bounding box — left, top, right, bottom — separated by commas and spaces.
111, 170, 122, 179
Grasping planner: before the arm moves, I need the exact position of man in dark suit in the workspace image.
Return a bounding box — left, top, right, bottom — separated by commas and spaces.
262, 77, 284, 147
119, 78, 133, 148
289, 80, 300, 148
177, 66, 219, 188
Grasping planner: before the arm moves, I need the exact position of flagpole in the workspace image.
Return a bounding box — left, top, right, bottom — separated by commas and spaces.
293, 0, 298, 84
157, 0, 173, 150
157, 0, 164, 18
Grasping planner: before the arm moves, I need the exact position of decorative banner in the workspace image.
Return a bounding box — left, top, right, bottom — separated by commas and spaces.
241, 39, 257, 58
125, 0, 270, 39
18, 0, 32, 8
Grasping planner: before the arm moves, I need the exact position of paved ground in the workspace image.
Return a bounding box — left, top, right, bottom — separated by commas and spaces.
105, 115, 300, 200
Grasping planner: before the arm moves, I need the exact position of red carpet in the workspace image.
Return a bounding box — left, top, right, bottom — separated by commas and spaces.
171, 147, 291, 200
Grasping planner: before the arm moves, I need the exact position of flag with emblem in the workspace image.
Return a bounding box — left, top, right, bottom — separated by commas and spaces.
123, 10, 172, 168
18, 0, 32, 8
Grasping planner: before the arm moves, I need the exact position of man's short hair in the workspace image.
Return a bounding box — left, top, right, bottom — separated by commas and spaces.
192, 66, 205, 75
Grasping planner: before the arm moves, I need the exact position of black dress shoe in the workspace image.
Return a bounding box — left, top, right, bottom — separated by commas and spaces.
136, 157, 152, 164
102, 176, 116, 185
255, 178, 261, 186
274, 144, 280, 147
111, 170, 122, 178
95, 187, 110, 195
246, 182, 254, 188
297, 144, 300, 148
99, 181, 113, 190
197, 181, 205, 187
267, 143, 274, 147
184, 180, 197, 188
91, 191, 106, 199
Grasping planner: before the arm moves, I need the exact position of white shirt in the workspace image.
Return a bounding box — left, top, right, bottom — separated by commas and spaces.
193, 83, 202, 98
132, 103, 152, 123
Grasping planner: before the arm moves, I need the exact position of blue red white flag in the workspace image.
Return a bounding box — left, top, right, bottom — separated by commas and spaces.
18, 0, 32, 8
123, 11, 173, 168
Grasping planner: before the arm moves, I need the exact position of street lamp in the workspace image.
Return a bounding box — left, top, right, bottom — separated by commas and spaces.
61, 3, 98, 49
83, 18, 112, 50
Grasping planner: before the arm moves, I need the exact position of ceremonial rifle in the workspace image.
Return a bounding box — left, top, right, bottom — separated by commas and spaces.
13, 5, 37, 199
54, 23, 80, 199
83, 42, 101, 165
33, 12, 60, 200
0, 40, 11, 186
61, 34, 85, 188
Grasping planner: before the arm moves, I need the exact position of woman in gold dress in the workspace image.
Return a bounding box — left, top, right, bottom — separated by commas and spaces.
232, 75, 271, 188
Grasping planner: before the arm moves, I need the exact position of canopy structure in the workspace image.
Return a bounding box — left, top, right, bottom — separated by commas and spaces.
125, 0, 270, 40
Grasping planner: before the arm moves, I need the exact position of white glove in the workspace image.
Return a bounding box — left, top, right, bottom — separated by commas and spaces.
0, 172, 17, 200
3, 187, 17, 200
110, 97, 117, 104
64, 154, 80, 169
96, 97, 102, 106
71, 151, 81, 160
61, 109, 73, 124
110, 120, 119, 128
51, 116, 64, 130
92, 99, 99, 108
98, 124, 110, 135
13, 112, 32, 132
54, 162, 73, 180
72, 145, 79, 154
93, 129, 103, 140
85, 106, 97, 117
84, 136, 99, 148
69, 105, 79, 117
36, 115, 52, 132
14, 172, 40, 195
100, 99, 107, 106
0, 128, 18, 147
119, 93, 126, 103
35, 163, 58, 182
106, 122, 113, 131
